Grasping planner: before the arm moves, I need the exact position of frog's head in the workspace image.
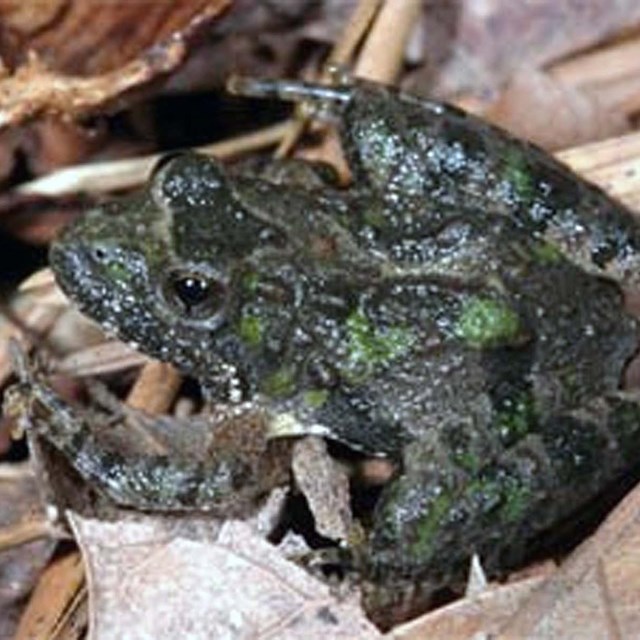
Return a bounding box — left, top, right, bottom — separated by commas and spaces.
49, 152, 291, 382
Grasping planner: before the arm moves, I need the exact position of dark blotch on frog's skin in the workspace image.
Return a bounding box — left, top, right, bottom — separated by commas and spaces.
49, 78, 640, 610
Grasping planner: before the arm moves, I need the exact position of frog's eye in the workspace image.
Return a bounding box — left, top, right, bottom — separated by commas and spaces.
164, 271, 226, 319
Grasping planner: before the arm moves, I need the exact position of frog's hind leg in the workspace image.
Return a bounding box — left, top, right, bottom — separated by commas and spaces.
365, 393, 640, 588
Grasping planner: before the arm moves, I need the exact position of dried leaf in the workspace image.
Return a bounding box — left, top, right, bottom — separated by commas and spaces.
353, 0, 421, 83
17, 121, 292, 198
0, 287, 68, 387
479, 68, 629, 150
125, 361, 181, 414
0, 466, 55, 640
0, 190, 86, 245
55, 342, 148, 378
548, 34, 640, 116
292, 437, 352, 541
388, 575, 547, 640
0, 0, 231, 75
69, 514, 381, 639
0, 49, 179, 131
0, 0, 231, 131
557, 131, 640, 212
425, 0, 640, 97
13, 551, 86, 640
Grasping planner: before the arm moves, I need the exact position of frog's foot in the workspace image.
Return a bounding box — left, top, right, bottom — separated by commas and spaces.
226, 75, 352, 121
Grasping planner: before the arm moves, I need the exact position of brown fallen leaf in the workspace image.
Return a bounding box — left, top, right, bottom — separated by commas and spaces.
0, 0, 234, 187
557, 131, 640, 213
54, 342, 148, 378
13, 550, 86, 640
425, 0, 640, 97
0, 0, 231, 75
0, 0, 231, 132
478, 68, 629, 150
0, 285, 69, 387
0, 465, 56, 640
69, 514, 381, 639
547, 32, 640, 118
0, 47, 179, 132
0, 189, 86, 245
125, 361, 182, 415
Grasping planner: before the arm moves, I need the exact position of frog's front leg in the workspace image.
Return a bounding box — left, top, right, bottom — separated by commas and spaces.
365, 392, 640, 588
6, 375, 291, 514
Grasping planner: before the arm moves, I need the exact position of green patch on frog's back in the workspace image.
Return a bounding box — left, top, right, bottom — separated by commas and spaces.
241, 271, 260, 293
239, 314, 263, 347
476, 474, 532, 524
501, 149, 535, 205
339, 310, 415, 382
373, 477, 455, 566
531, 241, 564, 265
303, 389, 329, 408
454, 297, 522, 348
464, 471, 534, 525
409, 491, 454, 562
261, 365, 298, 397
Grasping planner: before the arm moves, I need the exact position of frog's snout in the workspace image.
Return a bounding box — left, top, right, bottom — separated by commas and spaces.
49, 239, 94, 296
49, 238, 74, 278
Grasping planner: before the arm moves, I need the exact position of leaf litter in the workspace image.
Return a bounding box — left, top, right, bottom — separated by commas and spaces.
2, 1, 640, 638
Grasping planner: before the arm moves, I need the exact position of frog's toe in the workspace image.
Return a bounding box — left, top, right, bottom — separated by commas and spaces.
226, 75, 351, 111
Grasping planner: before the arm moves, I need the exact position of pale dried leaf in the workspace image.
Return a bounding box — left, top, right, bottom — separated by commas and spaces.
17, 121, 292, 197
554, 37, 640, 87
388, 576, 545, 640
55, 342, 148, 378
558, 135, 640, 213
464, 554, 489, 599
354, 0, 422, 83
18, 267, 57, 294
427, 0, 640, 96
292, 437, 352, 541
0, 288, 67, 386
45, 306, 106, 356
69, 514, 381, 639
479, 68, 628, 150
557, 130, 640, 175
0, 467, 55, 639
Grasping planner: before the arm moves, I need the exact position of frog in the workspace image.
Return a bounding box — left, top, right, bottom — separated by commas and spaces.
45, 76, 640, 603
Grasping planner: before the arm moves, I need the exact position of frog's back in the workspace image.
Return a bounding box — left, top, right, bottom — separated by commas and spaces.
336, 81, 640, 285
